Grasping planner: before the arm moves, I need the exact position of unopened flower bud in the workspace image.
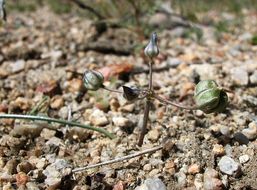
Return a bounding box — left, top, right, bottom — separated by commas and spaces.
83, 70, 104, 91
0, 0, 6, 21
144, 32, 159, 59
122, 86, 140, 101
194, 80, 228, 114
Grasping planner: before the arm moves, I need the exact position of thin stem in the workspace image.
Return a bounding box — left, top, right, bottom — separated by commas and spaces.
153, 94, 198, 110
138, 58, 154, 147
138, 99, 151, 146
72, 144, 163, 173
149, 59, 153, 90
0, 114, 115, 139
102, 85, 122, 94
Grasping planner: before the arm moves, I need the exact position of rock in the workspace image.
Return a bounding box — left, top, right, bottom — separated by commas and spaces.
67, 127, 91, 141
50, 95, 64, 109
11, 120, 47, 138
113, 181, 126, 190
175, 171, 187, 187
3, 159, 18, 175
219, 125, 231, 137
10, 97, 32, 111
147, 128, 160, 142
191, 64, 217, 80
26, 182, 40, 190
17, 161, 34, 174
218, 156, 241, 176
10, 60, 25, 73
135, 178, 166, 190
203, 168, 223, 190
230, 67, 248, 86
165, 58, 181, 66
194, 174, 203, 190
188, 164, 200, 174
40, 128, 56, 140
243, 95, 257, 106
112, 116, 131, 128
43, 159, 71, 189
120, 104, 135, 112
212, 144, 225, 156
16, 172, 29, 186
89, 109, 109, 126
249, 70, 257, 84
242, 122, 257, 140
238, 32, 253, 41
233, 132, 249, 144
239, 154, 250, 164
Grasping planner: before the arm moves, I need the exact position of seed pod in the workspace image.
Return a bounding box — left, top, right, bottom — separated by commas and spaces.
83, 70, 104, 91
144, 32, 159, 59
194, 80, 228, 113
122, 86, 140, 101
0, 0, 6, 21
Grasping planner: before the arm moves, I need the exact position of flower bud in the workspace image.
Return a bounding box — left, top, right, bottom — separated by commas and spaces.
0, 0, 6, 21
83, 70, 104, 91
194, 80, 228, 113
144, 32, 159, 59
122, 86, 140, 101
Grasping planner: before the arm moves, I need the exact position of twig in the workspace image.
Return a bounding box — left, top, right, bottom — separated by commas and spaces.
72, 144, 163, 172
0, 114, 115, 139
102, 86, 122, 94
154, 94, 198, 110
70, 0, 104, 20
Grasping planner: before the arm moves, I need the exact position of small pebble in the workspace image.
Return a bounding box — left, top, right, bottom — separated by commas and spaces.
249, 70, 257, 85
233, 132, 249, 144
239, 154, 250, 164
212, 144, 225, 156
147, 129, 160, 142
40, 128, 56, 140
218, 156, 241, 176
230, 67, 248, 86
50, 95, 64, 109
203, 168, 223, 190
188, 164, 200, 174
242, 121, 257, 140
112, 116, 131, 128
89, 109, 109, 126
135, 177, 166, 190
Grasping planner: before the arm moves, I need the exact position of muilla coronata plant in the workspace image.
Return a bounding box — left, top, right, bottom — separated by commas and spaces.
83, 32, 229, 146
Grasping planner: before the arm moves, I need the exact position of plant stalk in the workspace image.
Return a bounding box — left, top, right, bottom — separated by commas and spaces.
102, 85, 122, 94
154, 94, 198, 110
138, 59, 153, 146
0, 114, 115, 139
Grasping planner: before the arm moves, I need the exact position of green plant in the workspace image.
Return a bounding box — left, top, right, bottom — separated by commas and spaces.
83, 32, 229, 146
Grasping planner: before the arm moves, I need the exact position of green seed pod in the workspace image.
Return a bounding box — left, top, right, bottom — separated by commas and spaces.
194, 80, 228, 113
83, 70, 104, 91
144, 32, 159, 59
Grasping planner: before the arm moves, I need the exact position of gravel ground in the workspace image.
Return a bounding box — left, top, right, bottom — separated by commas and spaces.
0, 8, 257, 190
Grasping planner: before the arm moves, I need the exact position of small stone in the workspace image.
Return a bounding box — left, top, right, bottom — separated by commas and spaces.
11, 60, 25, 73
89, 109, 109, 126
112, 116, 131, 128
218, 156, 241, 176
50, 95, 64, 109
135, 177, 166, 190
233, 132, 249, 144
3, 159, 18, 175
120, 104, 135, 112
143, 163, 152, 171
17, 161, 34, 174
26, 182, 40, 190
219, 125, 231, 137
16, 172, 29, 186
188, 164, 200, 174
212, 144, 225, 156
230, 67, 248, 86
147, 128, 160, 142
11, 97, 31, 111
40, 128, 56, 140
149, 13, 169, 28
194, 174, 203, 190
239, 154, 250, 164
242, 122, 257, 140
249, 70, 257, 85
203, 168, 223, 190
113, 181, 126, 190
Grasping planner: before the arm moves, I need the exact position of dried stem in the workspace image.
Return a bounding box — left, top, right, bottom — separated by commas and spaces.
138, 59, 154, 146
72, 144, 163, 173
154, 94, 198, 110
102, 85, 122, 94
0, 114, 115, 139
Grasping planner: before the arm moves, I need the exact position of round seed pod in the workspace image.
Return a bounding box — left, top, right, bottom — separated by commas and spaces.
122, 86, 140, 101
144, 32, 159, 59
194, 80, 228, 113
83, 70, 104, 91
